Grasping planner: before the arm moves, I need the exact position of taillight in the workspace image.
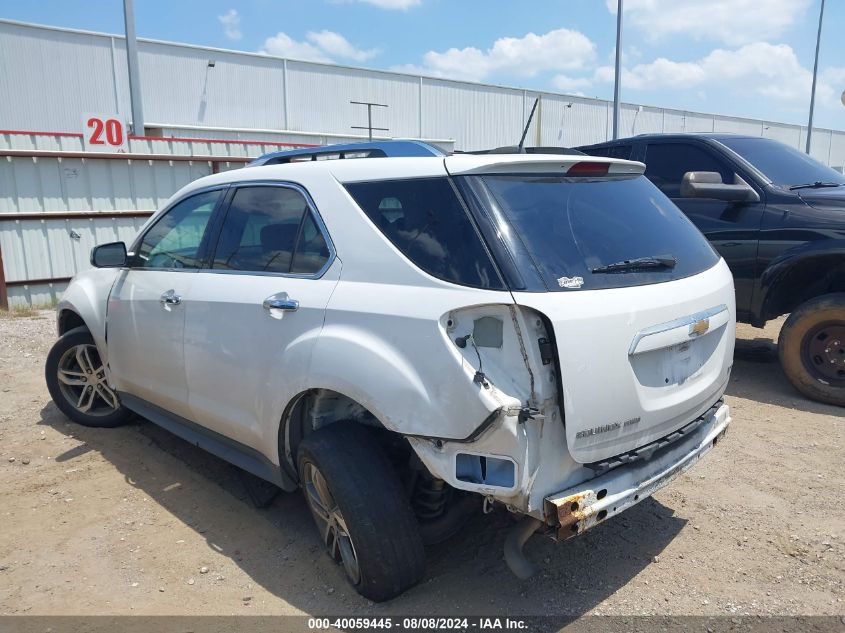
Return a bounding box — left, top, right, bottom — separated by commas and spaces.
566, 161, 610, 176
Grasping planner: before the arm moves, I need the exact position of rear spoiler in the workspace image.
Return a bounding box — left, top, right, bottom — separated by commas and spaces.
445, 155, 646, 177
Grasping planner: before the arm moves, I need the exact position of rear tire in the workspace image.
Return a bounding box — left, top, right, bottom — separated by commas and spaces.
778, 293, 845, 407
45, 326, 133, 427
297, 423, 425, 602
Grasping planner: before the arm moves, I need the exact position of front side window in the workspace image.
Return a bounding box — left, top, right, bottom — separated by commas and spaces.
212, 186, 330, 275
135, 190, 220, 269
345, 177, 504, 289
644, 143, 733, 197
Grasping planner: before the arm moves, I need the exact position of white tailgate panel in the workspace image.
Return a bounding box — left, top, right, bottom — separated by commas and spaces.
513, 260, 736, 464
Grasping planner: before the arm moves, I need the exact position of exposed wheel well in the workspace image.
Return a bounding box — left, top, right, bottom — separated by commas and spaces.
763, 256, 845, 322
278, 388, 478, 544
58, 310, 87, 335
279, 388, 400, 482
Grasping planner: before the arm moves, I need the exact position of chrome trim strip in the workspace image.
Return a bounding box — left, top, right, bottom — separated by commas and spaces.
627, 304, 728, 356
263, 297, 299, 311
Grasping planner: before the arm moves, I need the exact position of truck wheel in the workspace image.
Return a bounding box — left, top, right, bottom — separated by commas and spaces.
45, 326, 133, 427
297, 424, 425, 602
778, 293, 845, 407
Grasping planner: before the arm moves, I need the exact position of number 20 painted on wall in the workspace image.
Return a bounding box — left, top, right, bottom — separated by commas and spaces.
86, 117, 124, 146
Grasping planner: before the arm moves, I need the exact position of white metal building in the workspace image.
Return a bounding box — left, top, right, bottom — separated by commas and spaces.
1, 18, 845, 307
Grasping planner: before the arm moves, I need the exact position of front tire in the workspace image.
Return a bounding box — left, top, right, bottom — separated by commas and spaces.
778, 293, 845, 407
45, 326, 133, 427
297, 424, 425, 602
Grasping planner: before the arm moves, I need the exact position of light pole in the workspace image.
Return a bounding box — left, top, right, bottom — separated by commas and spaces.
612, 0, 623, 140
805, 0, 825, 154
123, 0, 144, 135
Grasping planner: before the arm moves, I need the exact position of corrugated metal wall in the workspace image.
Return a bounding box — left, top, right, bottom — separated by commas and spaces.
141, 42, 287, 130
1, 215, 147, 306
157, 125, 453, 150
287, 62, 422, 138
2, 19, 844, 158
0, 22, 122, 133
0, 156, 207, 214
2, 18, 845, 307
422, 80, 526, 149
0, 132, 256, 308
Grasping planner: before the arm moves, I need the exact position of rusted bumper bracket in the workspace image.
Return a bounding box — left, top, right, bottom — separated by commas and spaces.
544, 402, 731, 540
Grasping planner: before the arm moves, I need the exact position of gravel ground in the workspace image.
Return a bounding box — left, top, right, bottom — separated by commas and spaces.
0, 310, 842, 618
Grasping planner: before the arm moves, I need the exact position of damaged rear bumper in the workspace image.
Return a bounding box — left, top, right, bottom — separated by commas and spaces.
544, 401, 731, 540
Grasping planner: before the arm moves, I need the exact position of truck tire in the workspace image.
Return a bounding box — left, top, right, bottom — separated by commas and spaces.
778, 293, 845, 407
45, 326, 133, 427
297, 423, 426, 602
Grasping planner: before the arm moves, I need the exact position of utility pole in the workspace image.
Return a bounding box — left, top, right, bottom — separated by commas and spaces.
806, 0, 825, 154
351, 101, 389, 141
123, 0, 145, 135
612, 0, 623, 140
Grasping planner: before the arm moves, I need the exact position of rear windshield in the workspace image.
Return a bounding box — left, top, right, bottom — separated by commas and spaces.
472, 175, 719, 291
718, 137, 845, 187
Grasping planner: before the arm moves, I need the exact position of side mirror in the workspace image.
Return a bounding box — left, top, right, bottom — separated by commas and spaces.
90, 241, 127, 268
680, 171, 760, 203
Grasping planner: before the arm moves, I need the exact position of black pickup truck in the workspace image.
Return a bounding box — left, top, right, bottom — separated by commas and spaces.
579, 133, 845, 407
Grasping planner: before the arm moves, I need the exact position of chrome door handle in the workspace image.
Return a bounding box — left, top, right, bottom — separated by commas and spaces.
159, 290, 182, 306
263, 297, 299, 312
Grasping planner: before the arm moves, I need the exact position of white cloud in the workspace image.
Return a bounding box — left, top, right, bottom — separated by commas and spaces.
307, 30, 378, 61
551, 74, 592, 92
594, 57, 705, 90
218, 9, 242, 41
605, 45, 642, 66
607, 0, 813, 46
593, 42, 845, 109
261, 33, 332, 62
260, 30, 379, 64
818, 67, 845, 110
400, 28, 596, 82
352, 0, 421, 8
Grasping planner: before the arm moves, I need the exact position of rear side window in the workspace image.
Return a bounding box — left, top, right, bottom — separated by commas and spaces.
607, 145, 633, 159
586, 145, 632, 160
212, 186, 330, 275
644, 143, 733, 197
345, 177, 505, 289
291, 212, 331, 274
474, 175, 719, 291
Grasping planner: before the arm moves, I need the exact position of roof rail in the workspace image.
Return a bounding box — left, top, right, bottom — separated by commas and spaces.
249, 140, 444, 166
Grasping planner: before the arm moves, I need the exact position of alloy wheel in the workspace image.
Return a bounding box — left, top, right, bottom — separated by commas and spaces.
302, 461, 361, 585
56, 344, 120, 416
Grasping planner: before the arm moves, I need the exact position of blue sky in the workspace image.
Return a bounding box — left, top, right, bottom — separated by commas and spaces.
3, 0, 844, 129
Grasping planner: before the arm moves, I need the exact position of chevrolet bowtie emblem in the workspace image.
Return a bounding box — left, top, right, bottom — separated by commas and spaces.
689, 318, 710, 337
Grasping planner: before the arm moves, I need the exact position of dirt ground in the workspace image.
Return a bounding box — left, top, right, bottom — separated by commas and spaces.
0, 311, 842, 618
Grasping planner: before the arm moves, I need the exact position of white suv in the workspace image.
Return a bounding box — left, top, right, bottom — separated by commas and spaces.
46, 141, 734, 601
